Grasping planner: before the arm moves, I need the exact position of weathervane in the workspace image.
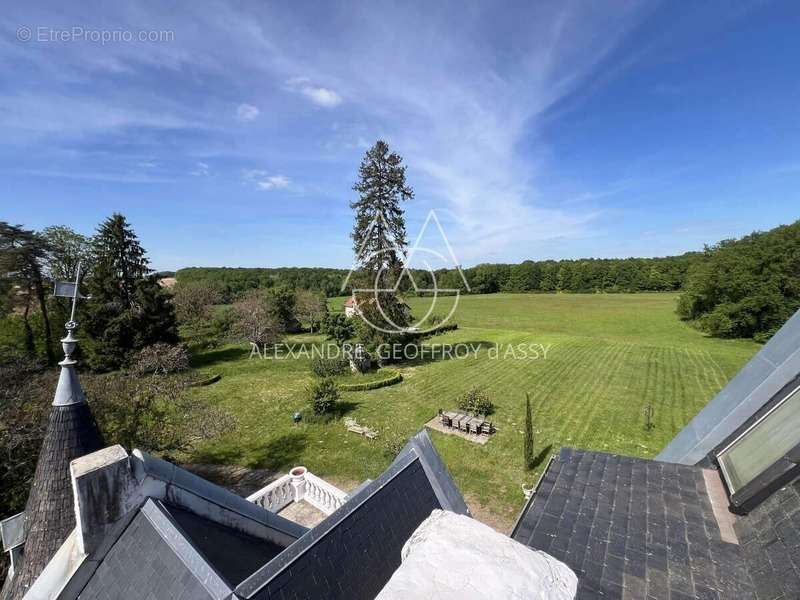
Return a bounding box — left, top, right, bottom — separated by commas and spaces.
53, 261, 88, 367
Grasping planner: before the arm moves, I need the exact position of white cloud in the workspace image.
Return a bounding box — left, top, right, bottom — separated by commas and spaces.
236, 103, 260, 121
285, 77, 342, 107
270, 4, 650, 260
0, 2, 656, 261
243, 169, 290, 190
257, 175, 290, 190
192, 162, 209, 176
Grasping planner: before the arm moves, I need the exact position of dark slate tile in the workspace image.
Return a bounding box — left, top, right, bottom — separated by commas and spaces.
78, 511, 215, 600
512, 449, 763, 600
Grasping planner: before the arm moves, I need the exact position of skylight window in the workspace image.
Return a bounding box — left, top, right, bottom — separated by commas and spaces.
717, 381, 800, 509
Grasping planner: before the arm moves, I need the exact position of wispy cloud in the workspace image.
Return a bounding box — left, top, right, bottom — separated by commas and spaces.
285, 77, 342, 108
260, 3, 652, 259
0, 1, 656, 262
236, 103, 260, 121
243, 169, 290, 190
192, 162, 209, 176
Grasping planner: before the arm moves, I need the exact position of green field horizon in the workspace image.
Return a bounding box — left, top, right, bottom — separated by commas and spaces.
189, 292, 759, 530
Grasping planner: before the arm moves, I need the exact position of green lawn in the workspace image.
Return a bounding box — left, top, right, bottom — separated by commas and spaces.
188, 293, 759, 529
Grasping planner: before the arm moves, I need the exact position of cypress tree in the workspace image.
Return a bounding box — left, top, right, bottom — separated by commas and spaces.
524, 392, 535, 470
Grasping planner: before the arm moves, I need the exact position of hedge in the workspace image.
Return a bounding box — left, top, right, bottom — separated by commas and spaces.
339, 369, 403, 391
428, 322, 458, 335
189, 374, 221, 387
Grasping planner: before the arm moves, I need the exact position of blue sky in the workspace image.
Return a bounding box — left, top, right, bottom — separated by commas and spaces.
1, 1, 799, 270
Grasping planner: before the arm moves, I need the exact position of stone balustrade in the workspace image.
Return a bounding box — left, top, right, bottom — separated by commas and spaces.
247, 466, 347, 516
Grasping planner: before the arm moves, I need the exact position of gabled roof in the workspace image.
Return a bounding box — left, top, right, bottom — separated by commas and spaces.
21, 430, 464, 600
75, 498, 294, 600
4, 362, 103, 600
733, 475, 800, 599
78, 500, 231, 600
235, 430, 468, 600
26, 446, 305, 600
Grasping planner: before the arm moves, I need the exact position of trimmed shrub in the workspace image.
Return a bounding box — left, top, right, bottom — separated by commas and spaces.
349, 346, 372, 374
310, 355, 349, 378
457, 386, 494, 416
339, 369, 402, 392
428, 322, 458, 335
309, 378, 339, 415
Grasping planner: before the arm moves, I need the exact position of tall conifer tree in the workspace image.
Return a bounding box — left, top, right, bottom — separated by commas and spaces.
84, 214, 176, 370
350, 140, 413, 340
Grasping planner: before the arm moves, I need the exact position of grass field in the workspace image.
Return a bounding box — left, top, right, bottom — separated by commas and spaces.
188, 293, 759, 529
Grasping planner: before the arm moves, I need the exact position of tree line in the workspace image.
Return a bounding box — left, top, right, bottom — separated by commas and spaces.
175, 218, 800, 342
175, 254, 695, 298
677, 219, 800, 341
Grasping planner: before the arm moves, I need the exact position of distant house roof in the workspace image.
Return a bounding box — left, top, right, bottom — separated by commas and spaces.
344, 295, 410, 309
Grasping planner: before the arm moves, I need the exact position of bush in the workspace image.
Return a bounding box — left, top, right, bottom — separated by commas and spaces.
131, 343, 190, 376
427, 322, 458, 335
310, 355, 349, 378
172, 281, 224, 325
309, 378, 339, 415
322, 313, 355, 343
339, 369, 402, 391
349, 346, 372, 373
382, 429, 408, 460
457, 386, 494, 416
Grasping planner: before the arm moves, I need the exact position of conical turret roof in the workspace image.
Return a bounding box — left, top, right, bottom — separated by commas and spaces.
5, 327, 103, 600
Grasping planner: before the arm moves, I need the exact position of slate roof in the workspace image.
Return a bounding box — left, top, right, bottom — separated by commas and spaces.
512, 448, 756, 600
5, 402, 103, 600
164, 504, 288, 587
235, 430, 470, 600
78, 501, 224, 600
11, 430, 466, 600
734, 479, 800, 600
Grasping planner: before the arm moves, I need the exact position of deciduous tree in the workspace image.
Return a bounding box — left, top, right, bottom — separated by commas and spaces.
232, 290, 284, 346
0, 223, 55, 363
295, 289, 327, 333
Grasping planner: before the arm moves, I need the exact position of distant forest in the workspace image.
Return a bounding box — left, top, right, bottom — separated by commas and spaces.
177, 255, 694, 299
177, 219, 800, 341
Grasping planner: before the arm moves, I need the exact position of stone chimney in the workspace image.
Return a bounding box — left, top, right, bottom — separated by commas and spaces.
70, 445, 138, 556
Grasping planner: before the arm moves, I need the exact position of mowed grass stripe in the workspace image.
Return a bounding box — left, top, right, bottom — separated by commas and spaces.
547, 342, 625, 444
191, 293, 760, 529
